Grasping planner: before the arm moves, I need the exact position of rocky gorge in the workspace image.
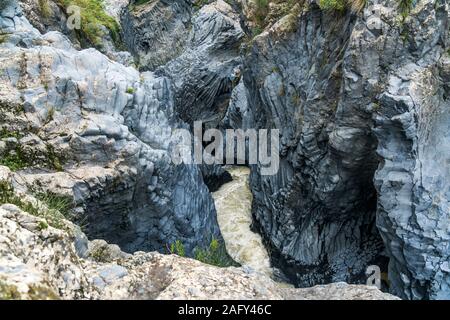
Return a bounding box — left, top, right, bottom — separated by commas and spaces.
0, 0, 448, 300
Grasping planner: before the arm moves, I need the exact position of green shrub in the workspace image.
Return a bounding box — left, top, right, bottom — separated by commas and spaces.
55, 0, 121, 47
249, 0, 308, 33
0, 141, 65, 172
0, 129, 22, 140
252, 26, 263, 37
0, 146, 29, 171
319, 0, 347, 11
398, 0, 414, 21
89, 245, 111, 262
169, 238, 239, 268
38, 0, 52, 19
0, 280, 21, 300
170, 240, 186, 257
254, 0, 270, 26
45, 144, 64, 171
194, 237, 239, 268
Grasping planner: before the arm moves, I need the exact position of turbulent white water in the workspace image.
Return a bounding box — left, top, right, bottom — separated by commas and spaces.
212, 167, 273, 277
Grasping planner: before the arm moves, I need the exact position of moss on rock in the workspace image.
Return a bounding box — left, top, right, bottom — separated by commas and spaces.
0, 280, 21, 300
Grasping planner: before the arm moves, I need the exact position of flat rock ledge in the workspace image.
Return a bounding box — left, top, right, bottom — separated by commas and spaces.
0, 203, 399, 300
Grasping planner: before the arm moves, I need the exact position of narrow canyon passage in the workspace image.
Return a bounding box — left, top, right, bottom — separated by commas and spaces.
212, 166, 273, 277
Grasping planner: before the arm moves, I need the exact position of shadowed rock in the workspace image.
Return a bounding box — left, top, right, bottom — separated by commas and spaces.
0, 0, 221, 255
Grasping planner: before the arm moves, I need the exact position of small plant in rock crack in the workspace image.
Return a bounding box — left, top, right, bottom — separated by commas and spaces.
34, 191, 74, 218
89, 245, 112, 263
398, 0, 414, 21
169, 240, 186, 257
0, 146, 29, 172
38, 0, 53, 19
194, 237, 240, 268
44, 106, 55, 125
0, 180, 72, 230
169, 238, 239, 268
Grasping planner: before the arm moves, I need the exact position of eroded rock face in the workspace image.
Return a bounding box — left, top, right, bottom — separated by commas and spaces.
0, 1, 220, 255
121, 0, 246, 195
123, 0, 244, 128
19, 0, 80, 47
371, 0, 450, 300
0, 202, 399, 300
240, 0, 450, 299
242, 1, 384, 287
121, 0, 193, 71
103, 0, 129, 21
1, 0, 449, 301
160, 0, 244, 128
18, 0, 134, 65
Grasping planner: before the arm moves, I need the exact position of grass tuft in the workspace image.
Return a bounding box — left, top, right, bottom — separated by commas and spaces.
0, 146, 29, 172
318, 0, 347, 11
0, 180, 73, 229
169, 238, 240, 268
170, 240, 186, 257
398, 0, 414, 21
38, 0, 53, 19
0, 139, 65, 172
0, 280, 21, 300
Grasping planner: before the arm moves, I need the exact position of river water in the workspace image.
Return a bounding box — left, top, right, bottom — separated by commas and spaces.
212, 166, 273, 277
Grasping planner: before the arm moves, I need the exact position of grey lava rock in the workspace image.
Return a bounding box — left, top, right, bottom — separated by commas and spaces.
123, 0, 244, 128
240, 0, 450, 300
18, 0, 134, 65
121, 0, 193, 71
0, 0, 221, 256
372, 1, 450, 300
158, 0, 245, 128
1, 0, 449, 301
242, 1, 384, 288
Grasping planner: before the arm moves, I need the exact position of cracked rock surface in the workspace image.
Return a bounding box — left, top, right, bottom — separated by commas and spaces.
0, 194, 399, 300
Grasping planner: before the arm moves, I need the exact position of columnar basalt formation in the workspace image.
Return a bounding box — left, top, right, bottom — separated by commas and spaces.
1, 0, 221, 255
1, 0, 449, 301
238, 1, 382, 287
239, 0, 450, 299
